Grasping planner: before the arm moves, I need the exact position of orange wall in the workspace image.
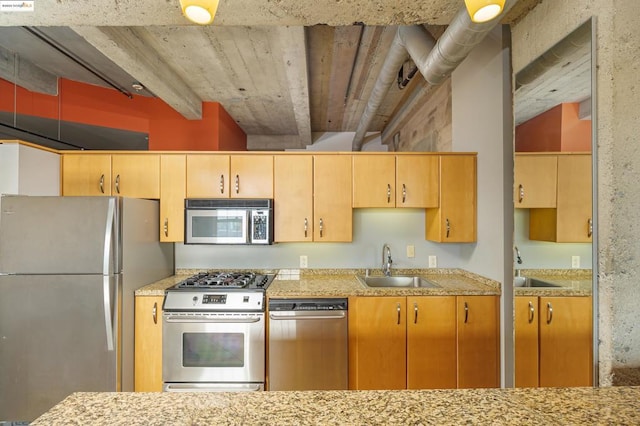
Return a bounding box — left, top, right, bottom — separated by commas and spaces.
0, 78, 246, 151
516, 102, 591, 152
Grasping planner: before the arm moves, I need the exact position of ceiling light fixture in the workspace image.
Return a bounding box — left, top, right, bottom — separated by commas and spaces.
179, 0, 219, 25
464, 0, 505, 23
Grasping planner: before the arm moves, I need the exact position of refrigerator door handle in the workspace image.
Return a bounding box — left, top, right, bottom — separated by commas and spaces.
103, 276, 115, 351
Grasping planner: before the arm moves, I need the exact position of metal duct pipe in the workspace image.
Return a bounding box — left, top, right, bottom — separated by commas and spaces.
351, 26, 436, 151
352, 0, 518, 151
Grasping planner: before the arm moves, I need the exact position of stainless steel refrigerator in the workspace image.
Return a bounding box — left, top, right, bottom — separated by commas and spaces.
0, 195, 174, 423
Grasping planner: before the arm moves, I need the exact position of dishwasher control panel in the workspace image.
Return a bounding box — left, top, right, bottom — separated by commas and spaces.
268, 298, 348, 312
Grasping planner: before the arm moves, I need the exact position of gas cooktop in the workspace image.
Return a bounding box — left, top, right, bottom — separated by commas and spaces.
171, 271, 275, 291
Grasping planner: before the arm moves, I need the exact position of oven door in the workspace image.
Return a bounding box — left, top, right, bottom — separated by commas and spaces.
185, 209, 249, 244
162, 312, 265, 387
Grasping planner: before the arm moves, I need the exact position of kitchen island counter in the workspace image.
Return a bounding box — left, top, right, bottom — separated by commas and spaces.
32, 386, 640, 425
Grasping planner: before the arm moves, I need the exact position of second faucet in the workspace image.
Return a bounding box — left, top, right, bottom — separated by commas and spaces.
382, 243, 393, 276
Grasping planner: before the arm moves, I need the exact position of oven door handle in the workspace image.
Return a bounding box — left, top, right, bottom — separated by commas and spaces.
269, 312, 346, 320
164, 315, 262, 323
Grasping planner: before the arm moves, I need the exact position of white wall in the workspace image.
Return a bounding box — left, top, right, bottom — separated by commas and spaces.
0, 143, 60, 195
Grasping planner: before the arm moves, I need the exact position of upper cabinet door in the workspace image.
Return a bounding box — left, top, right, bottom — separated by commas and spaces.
396, 155, 439, 208
313, 155, 352, 242
230, 155, 274, 198
62, 154, 112, 196
273, 155, 313, 242
426, 155, 477, 242
186, 154, 230, 198
514, 155, 558, 208
555, 154, 592, 242
160, 155, 186, 242
111, 154, 160, 199
352, 155, 395, 208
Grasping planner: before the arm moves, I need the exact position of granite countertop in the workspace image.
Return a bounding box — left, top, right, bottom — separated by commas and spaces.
32, 387, 640, 425
134, 268, 501, 297
514, 269, 592, 297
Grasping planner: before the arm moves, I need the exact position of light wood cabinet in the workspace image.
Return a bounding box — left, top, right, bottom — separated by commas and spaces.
457, 295, 500, 388
274, 154, 352, 242
348, 296, 407, 390
539, 296, 592, 387
514, 296, 539, 388
312, 155, 352, 242
349, 295, 495, 390
515, 295, 592, 388
186, 154, 273, 199
352, 155, 438, 208
514, 155, 557, 208
274, 155, 314, 242
426, 155, 477, 242
111, 154, 160, 199
529, 154, 592, 242
134, 295, 163, 392
62, 154, 112, 196
160, 155, 186, 242
62, 154, 160, 199
407, 296, 457, 389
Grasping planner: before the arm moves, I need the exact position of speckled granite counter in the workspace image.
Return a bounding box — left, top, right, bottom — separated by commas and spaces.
32, 387, 640, 425
134, 268, 500, 297
514, 269, 592, 297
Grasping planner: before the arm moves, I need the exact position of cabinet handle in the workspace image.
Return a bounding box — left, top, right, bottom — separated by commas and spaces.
402, 184, 406, 204
220, 174, 225, 194
518, 184, 524, 203
115, 174, 121, 194
319, 218, 324, 238
446, 218, 451, 238
235, 175, 240, 194
397, 303, 401, 325
588, 218, 593, 238
464, 302, 469, 323
99, 174, 105, 194
387, 184, 391, 203
152, 302, 158, 325
546, 302, 553, 324
413, 302, 418, 324
304, 218, 308, 238
528, 301, 535, 324
164, 218, 169, 237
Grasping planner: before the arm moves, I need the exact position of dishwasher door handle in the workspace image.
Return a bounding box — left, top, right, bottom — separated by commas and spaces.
269, 311, 346, 320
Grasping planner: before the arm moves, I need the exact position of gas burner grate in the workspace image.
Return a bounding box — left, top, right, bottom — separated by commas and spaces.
176, 271, 258, 289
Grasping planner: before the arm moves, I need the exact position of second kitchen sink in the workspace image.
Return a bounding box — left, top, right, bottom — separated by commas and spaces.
357, 275, 440, 288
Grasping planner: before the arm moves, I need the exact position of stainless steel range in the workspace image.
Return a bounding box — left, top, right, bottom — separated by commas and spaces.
162, 271, 275, 392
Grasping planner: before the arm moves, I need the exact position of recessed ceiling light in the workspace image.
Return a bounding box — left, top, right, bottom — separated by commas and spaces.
132, 82, 144, 91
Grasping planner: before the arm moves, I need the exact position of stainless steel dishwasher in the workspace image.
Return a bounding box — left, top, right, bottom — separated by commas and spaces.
268, 298, 348, 391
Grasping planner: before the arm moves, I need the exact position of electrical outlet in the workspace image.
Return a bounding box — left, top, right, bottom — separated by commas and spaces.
428, 255, 437, 268
299, 255, 308, 268
406, 245, 415, 258
571, 255, 580, 269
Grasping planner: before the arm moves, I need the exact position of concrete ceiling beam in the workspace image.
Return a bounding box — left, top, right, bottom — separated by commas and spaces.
247, 135, 305, 151
71, 26, 203, 120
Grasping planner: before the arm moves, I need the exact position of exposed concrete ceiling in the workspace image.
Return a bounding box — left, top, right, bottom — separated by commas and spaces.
0, 0, 543, 150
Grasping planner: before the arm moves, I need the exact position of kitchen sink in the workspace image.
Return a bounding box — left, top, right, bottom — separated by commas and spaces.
357, 275, 440, 288
514, 277, 561, 288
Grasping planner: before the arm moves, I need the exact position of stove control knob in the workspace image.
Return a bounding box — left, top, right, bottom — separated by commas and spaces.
192, 296, 199, 305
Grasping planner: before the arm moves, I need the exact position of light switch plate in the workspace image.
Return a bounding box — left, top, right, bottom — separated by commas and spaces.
300, 255, 308, 268
428, 255, 437, 268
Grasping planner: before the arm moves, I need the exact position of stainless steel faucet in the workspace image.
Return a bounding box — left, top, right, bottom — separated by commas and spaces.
382, 243, 393, 276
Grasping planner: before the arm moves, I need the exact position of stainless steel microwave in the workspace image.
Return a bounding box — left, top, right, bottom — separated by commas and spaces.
184, 199, 274, 244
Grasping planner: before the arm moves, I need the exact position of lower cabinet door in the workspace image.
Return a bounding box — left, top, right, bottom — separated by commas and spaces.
134, 295, 164, 392
407, 296, 457, 389
457, 296, 499, 388
539, 296, 592, 387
